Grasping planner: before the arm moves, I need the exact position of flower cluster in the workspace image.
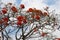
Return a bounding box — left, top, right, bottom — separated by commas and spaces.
0, 2, 59, 40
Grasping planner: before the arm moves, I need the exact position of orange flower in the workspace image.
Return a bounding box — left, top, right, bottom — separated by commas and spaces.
20, 4, 25, 9
34, 10, 43, 16
11, 6, 18, 13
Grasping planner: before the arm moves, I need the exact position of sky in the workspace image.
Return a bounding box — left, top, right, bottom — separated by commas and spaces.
20, 0, 60, 14
1, 0, 60, 14
0, 0, 60, 40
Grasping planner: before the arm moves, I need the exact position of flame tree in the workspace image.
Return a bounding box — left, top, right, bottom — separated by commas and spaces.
0, 2, 60, 40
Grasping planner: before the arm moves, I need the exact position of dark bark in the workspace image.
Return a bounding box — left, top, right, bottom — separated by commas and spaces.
6, 37, 8, 40
22, 26, 25, 40
0, 25, 4, 40
25, 26, 37, 37
2, 31, 4, 40
15, 28, 20, 40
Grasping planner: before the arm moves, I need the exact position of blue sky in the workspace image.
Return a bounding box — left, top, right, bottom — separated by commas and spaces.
16, 0, 22, 5
1, 0, 57, 6
15, 0, 56, 5
15, 0, 56, 6
44, 0, 56, 5
0, 0, 57, 5
1, 0, 59, 9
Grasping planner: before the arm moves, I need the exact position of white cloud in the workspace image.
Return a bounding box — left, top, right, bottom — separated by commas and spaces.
1, 0, 16, 4
47, 0, 60, 14
21, 0, 60, 14
52, 30, 60, 38
21, 0, 48, 10
1, 0, 60, 13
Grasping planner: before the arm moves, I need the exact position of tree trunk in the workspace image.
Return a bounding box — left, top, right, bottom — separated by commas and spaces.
6, 38, 8, 40
22, 26, 25, 40
2, 32, 4, 40
15, 28, 20, 40
0, 25, 4, 40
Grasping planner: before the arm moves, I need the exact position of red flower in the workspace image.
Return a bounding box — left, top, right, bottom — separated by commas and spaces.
23, 19, 27, 24
17, 21, 23, 25
17, 16, 24, 21
2, 8, 7, 14
2, 17, 9, 22
11, 6, 18, 13
27, 8, 33, 12
35, 15, 40, 20
17, 16, 27, 24
3, 7, 8, 11
20, 4, 25, 9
